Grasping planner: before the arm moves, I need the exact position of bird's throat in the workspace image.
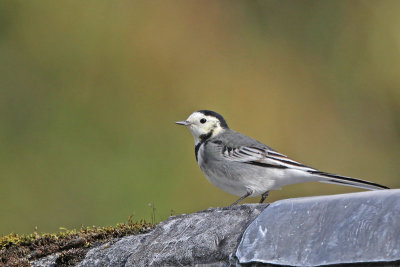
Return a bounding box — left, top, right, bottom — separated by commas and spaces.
199, 129, 214, 142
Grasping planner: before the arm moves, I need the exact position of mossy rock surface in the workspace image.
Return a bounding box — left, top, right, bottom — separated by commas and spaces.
0, 219, 153, 266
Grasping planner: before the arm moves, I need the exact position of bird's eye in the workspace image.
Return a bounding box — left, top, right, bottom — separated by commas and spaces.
200, 118, 207, 124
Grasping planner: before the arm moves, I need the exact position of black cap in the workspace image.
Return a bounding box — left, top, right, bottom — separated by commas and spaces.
197, 110, 229, 129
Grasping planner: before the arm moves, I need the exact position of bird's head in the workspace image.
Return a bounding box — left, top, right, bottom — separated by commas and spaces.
176, 110, 229, 144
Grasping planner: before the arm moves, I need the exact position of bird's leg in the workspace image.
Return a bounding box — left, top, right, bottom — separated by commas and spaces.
259, 191, 269, 203
231, 190, 253, 206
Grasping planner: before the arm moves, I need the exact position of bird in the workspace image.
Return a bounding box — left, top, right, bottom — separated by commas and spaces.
176, 110, 389, 205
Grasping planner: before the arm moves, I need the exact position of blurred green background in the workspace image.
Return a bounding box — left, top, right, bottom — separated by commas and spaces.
1, 1, 399, 235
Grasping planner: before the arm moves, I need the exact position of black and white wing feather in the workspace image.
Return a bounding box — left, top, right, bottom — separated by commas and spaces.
213, 140, 388, 190
220, 144, 315, 171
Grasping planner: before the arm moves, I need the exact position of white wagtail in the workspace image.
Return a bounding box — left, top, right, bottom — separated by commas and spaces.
176, 110, 389, 205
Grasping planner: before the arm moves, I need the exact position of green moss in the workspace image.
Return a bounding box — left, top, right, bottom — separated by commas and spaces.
0, 217, 154, 266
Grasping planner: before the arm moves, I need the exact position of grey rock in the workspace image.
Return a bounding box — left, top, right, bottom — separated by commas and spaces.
237, 189, 400, 266
78, 204, 267, 267
30, 253, 59, 267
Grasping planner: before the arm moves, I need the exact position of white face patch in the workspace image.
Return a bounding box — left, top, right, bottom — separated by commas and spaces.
184, 112, 225, 143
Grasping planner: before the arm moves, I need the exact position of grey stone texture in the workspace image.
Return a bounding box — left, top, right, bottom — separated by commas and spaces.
78, 204, 267, 266
31, 253, 59, 267
237, 189, 400, 266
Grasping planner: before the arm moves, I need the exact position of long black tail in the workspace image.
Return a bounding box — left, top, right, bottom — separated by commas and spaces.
308, 170, 389, 190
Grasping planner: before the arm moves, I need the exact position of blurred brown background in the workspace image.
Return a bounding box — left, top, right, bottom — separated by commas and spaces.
1, 1, 399, 235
